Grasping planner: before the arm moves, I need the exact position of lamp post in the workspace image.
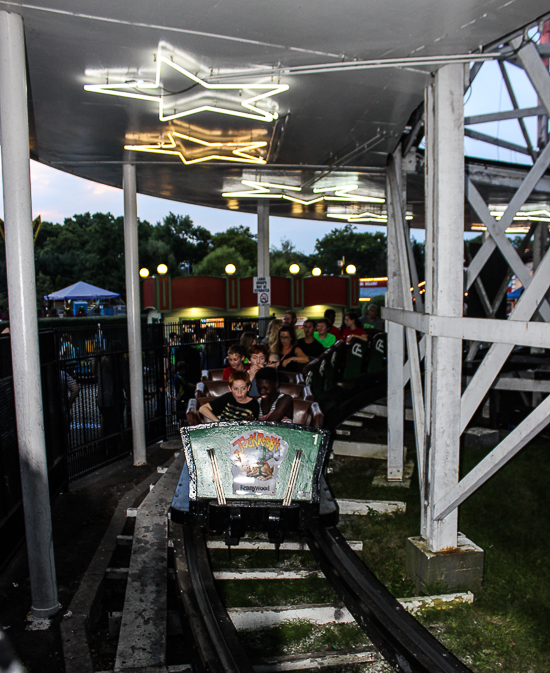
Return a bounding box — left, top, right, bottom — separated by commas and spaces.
157, 263, 168, 275
139, 268, 149, 278
311, 267, 322, 276
225, 263, 236, 275
289, 263, 300, 275
346, 264, 357, 275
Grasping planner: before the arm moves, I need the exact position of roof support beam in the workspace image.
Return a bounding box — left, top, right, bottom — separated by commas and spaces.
498, 61, 536, 162
464, 128, 531, 156
123, 163, 147, 466
423, 63, 464, 553
466, 138, 550, 290
386, 146, 406, 483
0, 9, 59, 618
512, 37, 550, 117
257, 203, 270, 330
465, 106, 546, 125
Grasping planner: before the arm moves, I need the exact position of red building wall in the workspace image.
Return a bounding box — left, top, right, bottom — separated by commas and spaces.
158, 276, 170, 311
239, 277, 256, 308
304, 276, 349, 306
142, 278, 156, 308
171, 277, 225, 309
271, 277, 291, 307
142, 275, 358, 312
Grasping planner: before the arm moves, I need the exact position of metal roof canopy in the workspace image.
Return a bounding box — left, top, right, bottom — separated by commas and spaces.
9, 0, 549, 226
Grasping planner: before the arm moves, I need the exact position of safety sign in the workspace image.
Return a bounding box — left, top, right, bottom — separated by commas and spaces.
253, 276, 271, 293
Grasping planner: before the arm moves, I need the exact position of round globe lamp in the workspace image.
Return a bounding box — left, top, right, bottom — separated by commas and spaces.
311, 267, 322, 276
289, 263, 300, 275
139, 268, 149, 278
346, 264, 357, 275
157, 263, 168, 275
225, 263, 237, 275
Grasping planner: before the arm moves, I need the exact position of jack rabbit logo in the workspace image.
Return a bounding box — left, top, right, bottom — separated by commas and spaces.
228, 430, 289, 495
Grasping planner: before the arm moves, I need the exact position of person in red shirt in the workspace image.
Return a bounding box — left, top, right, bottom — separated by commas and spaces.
340, 312, 367, 341
222, 344, 249, 380
324, 309, 341, 341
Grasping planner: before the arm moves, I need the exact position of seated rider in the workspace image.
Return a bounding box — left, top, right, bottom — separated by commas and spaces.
248, 344, 269, 396
324, 309, 341, 341
255, 367, 294, 422
296, 319, 326, 361
222, 344, 249, 380
199, 371, 259, 423
314, 318, 336, 349
239, 331, 258, 362
273, 325, 308, 372
340, 312, 367, 342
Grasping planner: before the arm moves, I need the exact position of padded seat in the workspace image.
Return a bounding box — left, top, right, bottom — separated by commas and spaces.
201, 369, 304, 385
201, 368, 225, 382
196, 379, 313, 400
186, 397, 323, 428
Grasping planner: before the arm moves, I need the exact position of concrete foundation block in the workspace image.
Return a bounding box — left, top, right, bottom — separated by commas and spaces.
406, 533, 484, 594
463, 427, 499, 450
372, 460, 414, 489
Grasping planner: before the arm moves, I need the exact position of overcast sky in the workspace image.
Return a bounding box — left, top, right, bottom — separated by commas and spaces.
0, 59, 540, 254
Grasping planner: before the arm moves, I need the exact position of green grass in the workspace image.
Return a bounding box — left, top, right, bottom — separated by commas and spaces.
208, 432, 550, 670
328, 437, 550, 672
218, 576, 339, 608
240, 620, 370, 659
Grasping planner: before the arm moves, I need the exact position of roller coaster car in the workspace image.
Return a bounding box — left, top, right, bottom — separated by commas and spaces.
302, 335, 388, 428
171, 421, 336, 546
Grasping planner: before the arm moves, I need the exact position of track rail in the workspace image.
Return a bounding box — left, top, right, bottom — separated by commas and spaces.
172, 521, 254, 673
304, 522, 472, 673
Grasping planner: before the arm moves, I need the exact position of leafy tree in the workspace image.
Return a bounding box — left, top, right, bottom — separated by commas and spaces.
193, 245, 254, 277
411, 237, 425, 281
80, 213, 126, 295
210, 226, 257, 269
35, 271, 54, 310
151, 213, 211, 273
270, 239, 311, 276
311, 224, 387, 276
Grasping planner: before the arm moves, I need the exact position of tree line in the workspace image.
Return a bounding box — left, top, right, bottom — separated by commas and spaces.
0, 211, 425, 311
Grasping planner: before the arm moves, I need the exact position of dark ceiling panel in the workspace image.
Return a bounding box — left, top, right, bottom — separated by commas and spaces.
5, 0, 549, 226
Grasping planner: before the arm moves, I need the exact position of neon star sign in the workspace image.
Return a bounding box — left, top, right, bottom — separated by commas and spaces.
124, 132, 267, 165
84, 42, 288, 123
222, 180, 386, 206
313, 184, 385, 203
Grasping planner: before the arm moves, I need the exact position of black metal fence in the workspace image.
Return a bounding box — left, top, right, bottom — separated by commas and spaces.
0, 315, 273, 567
55, 323, 168, 479
0, 331, 68, 569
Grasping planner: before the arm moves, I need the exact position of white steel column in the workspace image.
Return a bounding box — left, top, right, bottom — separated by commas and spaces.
385, 148, 405, 480
123, 163, 147, 465
424, 64, 465, 552
0, 11, 59, 617
257, 203, 270, 331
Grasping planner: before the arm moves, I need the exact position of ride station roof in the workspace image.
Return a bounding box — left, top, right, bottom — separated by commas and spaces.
11, 0, 550, 227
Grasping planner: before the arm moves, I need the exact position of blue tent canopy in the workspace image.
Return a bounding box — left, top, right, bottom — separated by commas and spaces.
507, 287, 523, 300
45, 281, 120, 301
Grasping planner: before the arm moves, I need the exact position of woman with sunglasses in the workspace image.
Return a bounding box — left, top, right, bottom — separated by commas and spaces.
271, 325, 308, 372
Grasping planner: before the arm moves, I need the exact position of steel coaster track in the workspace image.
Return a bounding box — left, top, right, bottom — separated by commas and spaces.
172, 521, 255, 673
304, 522, 472, 673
